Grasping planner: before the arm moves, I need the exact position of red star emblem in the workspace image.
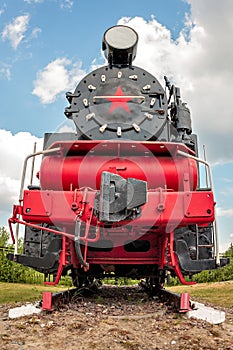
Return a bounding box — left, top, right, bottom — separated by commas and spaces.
107, 86, 131, 114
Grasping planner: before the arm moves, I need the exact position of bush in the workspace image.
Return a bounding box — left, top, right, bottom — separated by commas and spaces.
0, 227, 44, 284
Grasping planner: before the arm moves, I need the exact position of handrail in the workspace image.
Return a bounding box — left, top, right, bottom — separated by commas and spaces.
19, 147, 60, 201
177, 149, 220, 266
14, 147, 60, 254
177, 150, 213, 189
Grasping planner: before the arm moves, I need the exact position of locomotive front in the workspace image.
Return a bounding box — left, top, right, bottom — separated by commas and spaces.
7, 25, 229, 288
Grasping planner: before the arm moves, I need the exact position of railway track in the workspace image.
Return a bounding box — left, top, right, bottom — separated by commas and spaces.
41, 283, 192, 314
3, 283, 230, 350
40, 282, 225, 325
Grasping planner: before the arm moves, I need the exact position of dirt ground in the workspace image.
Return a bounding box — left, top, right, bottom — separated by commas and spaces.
0, 285, 232, 350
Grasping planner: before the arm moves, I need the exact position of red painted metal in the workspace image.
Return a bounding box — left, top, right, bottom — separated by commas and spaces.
20, 189, 215, 227
49, 140, 196, 156
39, 141, 198, 192
180, 293, 191, 313
167, 231, 196, 285
44, 235, 69, 285
9, 188, 214, 285
8, 140, 216, 286
42, 292, 53, 311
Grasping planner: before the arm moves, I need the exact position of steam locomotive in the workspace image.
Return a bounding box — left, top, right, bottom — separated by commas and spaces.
8, 25, 229, 288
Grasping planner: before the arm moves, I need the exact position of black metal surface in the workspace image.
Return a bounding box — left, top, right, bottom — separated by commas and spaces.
95, 171, 147, 222
7, 251, 59, 274
63, 26, 197, 148
7, 225, 62, 274
43, 132, 77, 150
175, 239, 230, 273
175, 225, 213, 261
65, 65, 168, 141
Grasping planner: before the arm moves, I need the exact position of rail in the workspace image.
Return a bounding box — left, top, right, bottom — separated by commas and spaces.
177, 150, 220, 266
93, 95, 145, 103
19, 147, 60, 201
14, 147, 60, 254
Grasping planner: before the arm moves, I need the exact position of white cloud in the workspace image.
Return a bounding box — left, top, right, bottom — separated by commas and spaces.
219, 232, 233, 253
24, 0, 44, 3
216, 207, 233, 218
24, 0, 73, 7
32, 58, 86, 103
0, 130, 40, 178
117, 1, 233, 164
0, 130, 43, 224
0, 177, 19, 213
0, 63, 11, 80
223, 178, 233, 184
0, 7, 5, 16
56, 120, 76, 133
60, 0, 74, 9
30, 27, 42, 39
31, 1, 233, 163
219, 242, 232, 254
1, 14, 30, 49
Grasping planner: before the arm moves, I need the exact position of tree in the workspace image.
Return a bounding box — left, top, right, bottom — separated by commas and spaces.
0, 226, 43, 284
224, 243, 233, 258
0, 227, 10, 247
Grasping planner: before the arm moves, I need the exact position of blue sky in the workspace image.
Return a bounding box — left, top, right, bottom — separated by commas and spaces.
0, 0, 190, 136
0, 0, 232, 252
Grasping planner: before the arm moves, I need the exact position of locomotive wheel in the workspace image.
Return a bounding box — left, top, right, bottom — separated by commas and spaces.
71, 268, 95, 289
140, 271, 166, 295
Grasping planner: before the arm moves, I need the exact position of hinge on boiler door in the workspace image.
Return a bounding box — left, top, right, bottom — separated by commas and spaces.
157, 187, 165, 212
183, 172, 190, 192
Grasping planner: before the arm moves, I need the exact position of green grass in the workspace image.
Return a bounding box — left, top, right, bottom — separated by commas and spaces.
0, 282, 66, 305
168, 280, 233, 308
